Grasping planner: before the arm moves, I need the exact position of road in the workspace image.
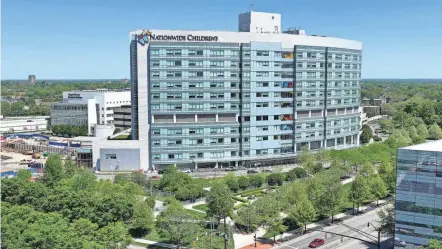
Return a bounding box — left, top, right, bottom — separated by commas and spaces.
278, 208, 392, 249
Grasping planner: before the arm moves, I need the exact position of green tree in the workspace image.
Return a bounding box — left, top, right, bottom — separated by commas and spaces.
424, 239, 442, 249
379, 119, 394, 133
129, 200, 154, 237
237, 176, 249, 190
64, 156, 77, 178
349, 175, 371, 214
266, 218, 287, 243
360, 162, 376, 178
156, 200, 198, 248
266, 173, 285, 186
417, 123, 430, 138
130, 171, 148, 187
317, 182, 344, 223
114, 173, 129, 185
378, 161, 396, 193
292, 167, 308, 178
428, 123, 442, 140
225, 172, 239, 192
249, 174, 265, 188
360, 124, 373, 144
288, 197, 317, 233
377, 205, 395, 237
16, 169, 31, 181
299, 146, 317, 174
370, 176, 388, 206
207, 182, 234, 229
43, 154, 64, 186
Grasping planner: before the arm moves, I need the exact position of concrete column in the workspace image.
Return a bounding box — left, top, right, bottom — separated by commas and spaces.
195, 114, 198, 123
308, 141, 311, 150
194, 162, 198, 170
351, 135, 354, 145
235, 161, 238, 167
343, 137, 347, 148
216, 114, 219, 122
152, 115, 155, 123
309, 111, 312, 118
335, 109, 338, 115
334, 138, 338, 149
173, 115, 177, 123
356, 134, 360, 146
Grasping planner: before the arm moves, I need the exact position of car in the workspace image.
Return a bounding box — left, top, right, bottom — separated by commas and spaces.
262, 169, 273, 173
180, 168, 192, 173
394, 238, 407, 247
309, 238, 324, 248
225, 167, 238, 171
247, 169, 258, 174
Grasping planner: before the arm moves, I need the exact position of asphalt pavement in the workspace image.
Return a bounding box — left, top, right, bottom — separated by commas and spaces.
278, 207, 391, 249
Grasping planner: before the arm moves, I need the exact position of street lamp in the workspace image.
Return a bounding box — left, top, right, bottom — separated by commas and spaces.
367, 222, 381, 249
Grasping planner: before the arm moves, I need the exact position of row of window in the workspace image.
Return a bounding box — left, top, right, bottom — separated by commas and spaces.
151, 49, 239, 56
151, 60, 239, 67
150, 81, 359, 89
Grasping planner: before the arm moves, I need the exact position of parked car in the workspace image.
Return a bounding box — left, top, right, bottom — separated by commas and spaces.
225, 167, 238, 171
180, 168, 192, 173
247, 169, 259, 174
262, 169, 273, 173
394, 238, 407, 247
309, 238, 324, 248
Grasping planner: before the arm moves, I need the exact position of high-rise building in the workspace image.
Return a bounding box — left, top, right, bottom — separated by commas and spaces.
28, 75, 36, 85
394, 140, 442, 248
130, 11, 362, 170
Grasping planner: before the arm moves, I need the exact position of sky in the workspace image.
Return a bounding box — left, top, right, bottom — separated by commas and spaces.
2, 0, 442, 80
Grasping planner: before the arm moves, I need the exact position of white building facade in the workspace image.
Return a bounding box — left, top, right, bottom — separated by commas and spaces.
50, 90, 131, 135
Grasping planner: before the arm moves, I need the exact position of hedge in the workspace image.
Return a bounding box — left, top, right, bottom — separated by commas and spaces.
233, 203, 248, 210
236, 187, 266, 196
240, 190, 266, 197
232, 196, 248, 203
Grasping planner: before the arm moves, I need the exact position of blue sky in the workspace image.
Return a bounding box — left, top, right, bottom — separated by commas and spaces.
2, 0, 442, 79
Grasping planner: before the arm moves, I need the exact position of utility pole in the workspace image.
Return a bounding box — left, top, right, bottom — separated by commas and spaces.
367, 222, 381, 249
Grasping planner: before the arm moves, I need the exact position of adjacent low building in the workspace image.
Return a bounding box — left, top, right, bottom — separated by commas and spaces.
395, 140, 442, 248
50, 90, 131, 135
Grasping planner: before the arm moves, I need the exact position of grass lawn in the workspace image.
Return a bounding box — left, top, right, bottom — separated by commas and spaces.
111, 134, 130, 140
144, 227, 169, 243
193, 204, 208, 212
185, 209, 207, 219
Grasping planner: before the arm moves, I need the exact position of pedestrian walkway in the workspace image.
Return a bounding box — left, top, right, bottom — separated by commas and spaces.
132, 238, 176, 248
183, 200, 207, 213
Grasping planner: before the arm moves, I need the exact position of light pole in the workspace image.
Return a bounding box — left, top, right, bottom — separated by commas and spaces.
367, 222, 381, 249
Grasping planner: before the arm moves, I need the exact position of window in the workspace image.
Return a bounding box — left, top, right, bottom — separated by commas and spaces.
256, 72, 269, 77
256, 102, 269, 107
151, 60, 160, 66
189, 50, 203, 56
166, 60, 182, 66
152, 72, 160, 77
256, 51, 269, 56
307, 52, 317, 58
231, 151, 237, 156
166, 49, 181, 55
274, 62, 280, 67
231, 138, 237, 143
210, 72, 225, 77
189, 82, 203, 88
257, 61, 269, 67
256, 116, 268, 121
189, 60, 203, 67
256, 82, 269, 87
210, 50, 224, 56
150, 49, 159, 55
257, 126, 269, 131
189, 104, 203, 109
256, 92, 269, 97
105, 154, 117, 159
210, 61, 224, 67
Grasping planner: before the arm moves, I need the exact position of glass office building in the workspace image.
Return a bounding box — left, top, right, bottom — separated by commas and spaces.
395, 140, 442, 248
130, 12, 362, 170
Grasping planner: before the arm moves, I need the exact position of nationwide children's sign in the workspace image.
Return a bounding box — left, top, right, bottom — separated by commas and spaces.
137, 30, 218, 46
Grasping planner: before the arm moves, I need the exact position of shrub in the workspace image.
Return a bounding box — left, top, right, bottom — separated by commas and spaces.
266, 173, 285, 186
292, 167, 307, 178
237, 176, 249, 190
232, 196, 248, 203
373, 136, 382, 142
233, 203, 248, 210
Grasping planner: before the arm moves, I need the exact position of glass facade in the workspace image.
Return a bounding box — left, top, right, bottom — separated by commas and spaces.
131, 38, 362, 170
395, 147, 442, 248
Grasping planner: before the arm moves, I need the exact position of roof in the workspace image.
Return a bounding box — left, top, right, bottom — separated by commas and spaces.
400, 140, 442, 152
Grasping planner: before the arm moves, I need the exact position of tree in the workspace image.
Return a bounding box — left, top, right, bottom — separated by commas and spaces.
288, 197, 317, 233
249, 174, 264, 188
225, 172, 239, 192
370, 176, 388, 206
379, 119, 394, 133
417, 123, 430, 138
43, 154, 64, 186
129, 201, 154, 237
156, 200, 198, 248
377, 205, 395, 237
130, 171, 148, 187
348, 175, 371, 214
16, 169, 31, 181
428, 123, 442, 140
237, 176, 249, 190
360, 124, 373, 144
114, 174, 129, 185
207, 182, 234, 228
360, 162, 376, 178
299, 146, 317, 173
378, 161, 396, 193
424, 239, 442, 249
64, 156, 77, 178
317, 182, 344, 223
292, 167, 308, 178
266, 218, 287, 243
266, 173, 285, 186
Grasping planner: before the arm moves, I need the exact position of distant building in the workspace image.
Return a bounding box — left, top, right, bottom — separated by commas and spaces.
50, 90, 131, 135
394, 140, 442, 248
113, 105, 131, 131
28, 75, 36, 85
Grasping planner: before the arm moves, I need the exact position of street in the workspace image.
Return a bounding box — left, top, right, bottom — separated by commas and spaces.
278, 208, 392, 249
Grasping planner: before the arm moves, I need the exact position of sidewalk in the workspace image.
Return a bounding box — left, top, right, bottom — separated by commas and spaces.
183, 200, 207, 214
132, 238, 176, 248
